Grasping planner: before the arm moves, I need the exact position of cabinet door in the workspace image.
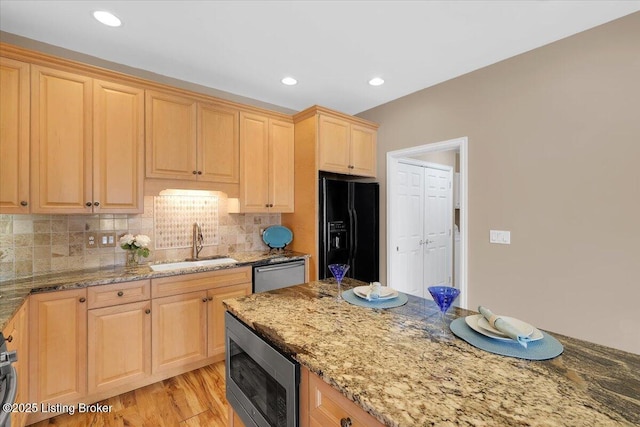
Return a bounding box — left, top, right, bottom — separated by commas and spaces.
152, 291, 207, 373
350, 124, 377, 178
239, 112, 269, 212
198, 103, 240, 183
318, 114, 350, 175
269, 119, 295, 213
29, 289, 87, 404
2, 302, 28, 427
31, 65, 93, 213
305, 367, 384, 427
93, 80, 144, 213
87, 300, 151, 393
145, 90, 197, 179
207, 282, 251, 358
0, 57, 30, 214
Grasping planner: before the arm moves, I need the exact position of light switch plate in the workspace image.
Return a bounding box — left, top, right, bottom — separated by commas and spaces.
490, 230, 511, 244
98, 232, 117, 248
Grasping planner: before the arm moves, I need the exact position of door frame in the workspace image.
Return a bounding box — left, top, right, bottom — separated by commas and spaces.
386, 137, 468, 309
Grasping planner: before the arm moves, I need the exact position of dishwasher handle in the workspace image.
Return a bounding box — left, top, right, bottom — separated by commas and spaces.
255, 261, 305, 274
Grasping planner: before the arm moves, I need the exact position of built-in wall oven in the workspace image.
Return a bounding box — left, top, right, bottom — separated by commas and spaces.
225, 312, 299, 427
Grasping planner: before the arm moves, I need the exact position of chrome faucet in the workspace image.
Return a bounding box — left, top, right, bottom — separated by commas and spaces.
192, 222, 204, 259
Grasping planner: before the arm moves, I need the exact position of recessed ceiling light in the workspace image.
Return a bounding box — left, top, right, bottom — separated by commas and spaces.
281, 77, 298, 86
93, 10, 122, 27
369, 77, 385, 86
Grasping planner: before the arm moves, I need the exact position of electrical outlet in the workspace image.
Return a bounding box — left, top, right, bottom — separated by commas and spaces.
99, 232, 117, 248
86, 232, 97, 248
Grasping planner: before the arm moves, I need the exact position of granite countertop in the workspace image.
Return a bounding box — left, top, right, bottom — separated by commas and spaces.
0, 250, 307, 331
224, 279, 640, 427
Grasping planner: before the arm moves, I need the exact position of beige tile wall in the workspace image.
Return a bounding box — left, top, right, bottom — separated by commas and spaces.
0, 195, 280, 281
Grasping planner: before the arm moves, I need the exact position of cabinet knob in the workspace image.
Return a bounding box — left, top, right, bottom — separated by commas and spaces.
202, 298, 208, 302
79, 297, 86, 303
270, 204, 274, 207
117, 291, 124, 297
93, 201, 100, 207
6, 335, 13, 343
197, 171, 202, 175
207, 296, 213, 301
340, 417, 352, 427
192, 170, 198, 175
145, 309, 151, 314
86, 202, 92, 207
265, 204, 269, 207
20, 200, 28, 207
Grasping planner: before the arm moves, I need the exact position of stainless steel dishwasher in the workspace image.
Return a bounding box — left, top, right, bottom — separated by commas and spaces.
253, 260, 306, 293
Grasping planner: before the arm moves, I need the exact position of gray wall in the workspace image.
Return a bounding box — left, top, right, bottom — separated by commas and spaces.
358, 13, 640, 354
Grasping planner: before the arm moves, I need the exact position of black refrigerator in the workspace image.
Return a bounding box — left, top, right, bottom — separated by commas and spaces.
319, 176, 379, 282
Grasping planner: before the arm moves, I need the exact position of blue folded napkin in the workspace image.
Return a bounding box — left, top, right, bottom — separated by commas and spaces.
478, 306, 532, 348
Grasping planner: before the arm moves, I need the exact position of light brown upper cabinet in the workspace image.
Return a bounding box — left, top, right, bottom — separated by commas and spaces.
318, 114, 377, 178
239, 112, 294, 212
30, 65, 144, 214
0, 57, 30, 214
145, 90, 239, 183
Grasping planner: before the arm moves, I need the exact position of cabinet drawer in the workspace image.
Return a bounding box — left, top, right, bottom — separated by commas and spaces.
87, 279, 150, 309
151, 266, 251, 298
307, 369, 384, 427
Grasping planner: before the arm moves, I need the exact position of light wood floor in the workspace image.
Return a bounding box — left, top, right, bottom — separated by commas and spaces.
30, 361, 229, 427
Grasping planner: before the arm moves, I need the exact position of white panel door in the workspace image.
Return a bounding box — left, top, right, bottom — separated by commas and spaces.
390, 162, 425, 297
424, 167, 453, 293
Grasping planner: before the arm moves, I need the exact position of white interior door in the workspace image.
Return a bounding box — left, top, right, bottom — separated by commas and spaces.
423, 167, 453, 291
390, 162, 424, 297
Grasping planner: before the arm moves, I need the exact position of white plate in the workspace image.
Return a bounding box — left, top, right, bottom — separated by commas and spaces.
465, 315, 544, 342
477, 316, 534, 338
353, 286, 398, 301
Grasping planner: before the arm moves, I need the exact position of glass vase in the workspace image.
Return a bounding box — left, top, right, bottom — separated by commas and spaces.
125, 250, 139, 268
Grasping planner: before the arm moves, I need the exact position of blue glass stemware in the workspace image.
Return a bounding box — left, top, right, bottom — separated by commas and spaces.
328, 264, 350, 301
428, 286, 460, 336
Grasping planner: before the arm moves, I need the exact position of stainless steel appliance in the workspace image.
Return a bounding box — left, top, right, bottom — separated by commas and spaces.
225, 312, 299, 427
253, 260, 305, 293
0, 332, 18, 427
319, 175, 379, 282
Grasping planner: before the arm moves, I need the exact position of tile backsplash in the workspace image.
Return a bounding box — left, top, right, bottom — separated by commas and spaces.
0, 195, 280, 281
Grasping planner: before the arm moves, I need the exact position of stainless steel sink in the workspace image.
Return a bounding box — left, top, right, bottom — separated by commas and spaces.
149, 257, 238, 272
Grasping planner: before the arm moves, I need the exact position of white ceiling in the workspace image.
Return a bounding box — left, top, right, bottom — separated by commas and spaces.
1, 1, 639, 115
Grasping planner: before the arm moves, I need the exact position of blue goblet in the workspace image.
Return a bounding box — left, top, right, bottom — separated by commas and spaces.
328, 264, 350, 301
428, 286, 460, 337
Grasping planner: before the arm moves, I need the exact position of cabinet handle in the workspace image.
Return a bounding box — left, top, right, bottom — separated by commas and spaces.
117, 291, 124, 297
93, 201, 100, 207
85, 202, 92, 207
6, 335, 13, 343
340, 417, 352, 427
197, 171, 202, 175
145, 309, 151, 314
192, 170, 197, 175
20, 200, 28, 207
79, 297, 86, 303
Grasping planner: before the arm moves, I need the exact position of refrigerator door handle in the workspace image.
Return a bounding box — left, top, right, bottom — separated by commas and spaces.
352, 206, 358, 277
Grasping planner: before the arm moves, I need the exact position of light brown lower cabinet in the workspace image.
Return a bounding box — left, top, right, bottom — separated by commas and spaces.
25, 267, 252, 424
2, 301, 28, 427
152, 291, 208, 373
87, 300, 151, 393
302, 366, 384, 427
29, 288, 88, 405
228, 365, 384, 427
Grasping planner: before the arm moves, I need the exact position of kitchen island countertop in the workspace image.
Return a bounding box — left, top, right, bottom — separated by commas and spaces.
224, 279, 640, 427
0, 250, 307, 330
